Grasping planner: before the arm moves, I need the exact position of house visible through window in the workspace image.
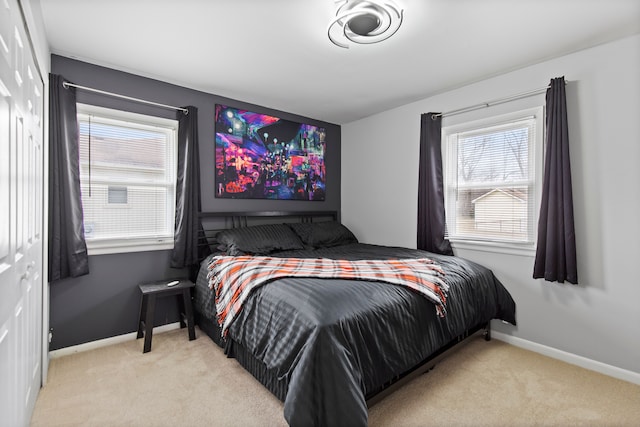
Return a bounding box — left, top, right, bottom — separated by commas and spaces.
107, 186, 128, 204
442, 107, 543, 248
77, 104, 178, 254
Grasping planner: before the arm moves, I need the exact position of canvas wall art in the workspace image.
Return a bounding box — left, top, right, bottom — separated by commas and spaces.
215, 105, 326, 200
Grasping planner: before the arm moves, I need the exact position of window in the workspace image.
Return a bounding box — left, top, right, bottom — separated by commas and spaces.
77, 104, 178, 254
442, 107, 543, 250
107, 186, 128, 204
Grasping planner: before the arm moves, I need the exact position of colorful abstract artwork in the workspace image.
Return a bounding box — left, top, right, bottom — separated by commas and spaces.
215, 105, 326, 200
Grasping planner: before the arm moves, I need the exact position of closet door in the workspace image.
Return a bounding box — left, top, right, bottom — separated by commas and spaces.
0, 0, 44, 425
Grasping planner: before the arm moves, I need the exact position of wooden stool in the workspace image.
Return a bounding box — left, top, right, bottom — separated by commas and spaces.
136, 279, 196, 353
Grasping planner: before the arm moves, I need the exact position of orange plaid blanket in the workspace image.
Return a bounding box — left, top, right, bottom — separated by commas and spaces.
207, 255, 448, 336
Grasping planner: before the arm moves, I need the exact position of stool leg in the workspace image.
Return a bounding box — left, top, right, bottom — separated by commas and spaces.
182, 288, 196, 341
137, 294, 147, 339
143, 294, 156, 353
177, 294, 187, 329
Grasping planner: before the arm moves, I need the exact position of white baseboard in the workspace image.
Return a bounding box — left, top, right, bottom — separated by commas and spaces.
492, 331, 640, 386
49, 322, 181, 359
47, 325, 640, 386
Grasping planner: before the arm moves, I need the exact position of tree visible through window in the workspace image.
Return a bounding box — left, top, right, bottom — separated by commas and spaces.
442, 108, 542, 245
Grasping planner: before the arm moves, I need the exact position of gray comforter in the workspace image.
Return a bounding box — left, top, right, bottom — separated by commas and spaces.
194, 243, 516, 426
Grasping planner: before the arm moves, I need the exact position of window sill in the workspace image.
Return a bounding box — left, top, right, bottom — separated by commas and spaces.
450, 239, 535, 257
86, 239, 174, 256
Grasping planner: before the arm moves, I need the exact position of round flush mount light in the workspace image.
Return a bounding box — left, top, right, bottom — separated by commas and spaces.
328, 0, 404, 49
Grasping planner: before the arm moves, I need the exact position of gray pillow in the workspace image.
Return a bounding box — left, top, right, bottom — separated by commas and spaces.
216, 223, 305, 256
287, 221, 358, 249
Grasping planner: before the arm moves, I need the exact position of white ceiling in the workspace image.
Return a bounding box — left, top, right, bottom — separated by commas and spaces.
38, 0, 640, 124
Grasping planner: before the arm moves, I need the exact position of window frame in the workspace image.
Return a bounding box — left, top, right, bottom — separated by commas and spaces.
441, 106, 544, 256
76, 103, 179, 255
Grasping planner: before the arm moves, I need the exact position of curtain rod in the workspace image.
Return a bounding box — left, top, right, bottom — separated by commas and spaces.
431, 81, 569, 120
62, 82, 189, 115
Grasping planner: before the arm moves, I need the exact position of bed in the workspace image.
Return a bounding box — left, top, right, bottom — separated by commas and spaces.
193, 211, 516, 426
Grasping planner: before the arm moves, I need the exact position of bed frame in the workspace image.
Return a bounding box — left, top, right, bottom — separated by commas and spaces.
195, 210, 491, 408
199, 210, 338, 234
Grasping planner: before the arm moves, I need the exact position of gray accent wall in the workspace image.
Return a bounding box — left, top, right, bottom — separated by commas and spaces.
49, 55, 341, 350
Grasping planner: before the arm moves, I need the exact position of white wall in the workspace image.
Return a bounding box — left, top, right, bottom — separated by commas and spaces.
342, 35, 640, 376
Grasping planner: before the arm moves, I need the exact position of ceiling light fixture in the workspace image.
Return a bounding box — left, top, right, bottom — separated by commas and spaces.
328, 0, 404, 49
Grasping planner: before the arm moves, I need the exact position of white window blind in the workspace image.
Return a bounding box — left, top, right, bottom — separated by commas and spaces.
77, 104, 178, 254
442, 108, 543, 246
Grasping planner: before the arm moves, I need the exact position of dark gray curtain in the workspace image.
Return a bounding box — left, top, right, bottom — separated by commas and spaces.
48, 74, 90, 281
171, 106, 208, 269
417, 113, 454, 255
533, 77, 578, 284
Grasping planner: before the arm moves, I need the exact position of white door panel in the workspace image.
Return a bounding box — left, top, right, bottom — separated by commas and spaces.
0, 95, 10, 268
0, 0, 44, 425
0, 321, 16, 426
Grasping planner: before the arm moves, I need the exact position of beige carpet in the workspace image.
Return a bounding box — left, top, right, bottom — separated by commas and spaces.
32, 327, 640, 427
